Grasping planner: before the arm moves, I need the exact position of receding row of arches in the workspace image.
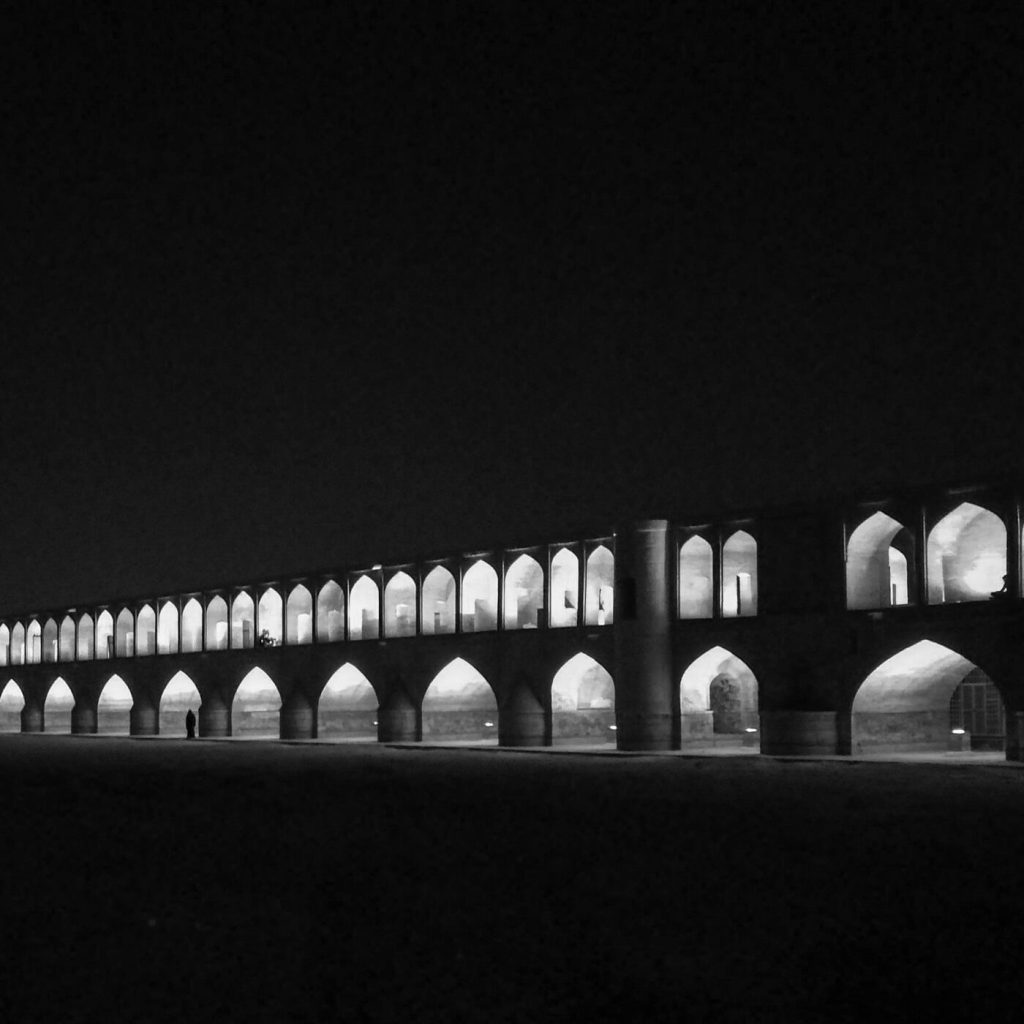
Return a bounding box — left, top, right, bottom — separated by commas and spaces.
678, 530, 758, 619
0, 547, 615, 667
847, 501, 1014, 609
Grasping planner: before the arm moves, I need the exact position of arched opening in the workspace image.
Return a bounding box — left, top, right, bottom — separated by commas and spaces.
0, 624, 9, 667
585, 545, 614, 626
384, 572, 417, 637
721, 531, 758, 617
157, 602, 179, 654
98, 675, 133, 735
551, 653, 615, 744
77, 614, 94, 661
159, 671, 202, 737
679, 536, 713, 619
114, 609, 134, 658
26, 621, 42, 664
95, 611, 113, 660
549, 548, 579, 628
41, 619, 58, 663
10, 623, 25, 666
422, 658, 498, 742
927, 502, 1007, 604
257, 588, 283, 646
461, 561, 497, 632
504, 554, 544, 629
231, 667, 281, 738
181, 599, 203, 653
206, 596, 228, 651
851, 640, 1005, 755
136, 605, 156, 656
316, 581, 345, 642
847, 511, 913, 609
44, 677, 74, 734
421, 566, 456, 635
318, 664, 378, 739
231, 592, 255, 649
349, 576, 380, 641
0, 680, 24, 732
679, 647, 760, 751
59, 616, 75, 661
285, 585, 313, 645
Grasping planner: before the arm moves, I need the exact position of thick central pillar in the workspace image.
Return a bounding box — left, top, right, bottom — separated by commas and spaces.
613, 519, 674, 750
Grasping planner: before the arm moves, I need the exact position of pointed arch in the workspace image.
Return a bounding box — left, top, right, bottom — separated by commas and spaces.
231, 592, 255, 649
349, 576, 380, 641
316, 581, 345, 642
95, 611, 113, 660
59, 616, 75, 661
847, 511, 912, 609
136, 605, 156, 656
44, 677, 74, 733
461, 561, 497, 633
0, 624, 9, 667
927, 502, 1006, 604
585, 545, 614, 626
551, 652, 615, 744
422, 657, 498, 741
77, 613, 95, 661
318, 664, 378, 739
157, 602, 179, 654
421, 566, 456, 635
97, 675, 133, 735
722, 531, 757, 617
851, 640, 1003, 753
285, 584, 313, 645
41, 618, 58, 663
10, 623, 25, 666
257, 588, 283, 646
679, 647, 760, 748
549, 548, 579, 628
181, 599, 203, 653
384, 572, 417, 637
26, 620, 42, 664
679, 536, 713, 619
231, 667, 281, 738
159, 671, 202, 736
504, 554, 544, 630
114, 608, 134, 657
206, 596, 228, 651
0, 680, 24, 732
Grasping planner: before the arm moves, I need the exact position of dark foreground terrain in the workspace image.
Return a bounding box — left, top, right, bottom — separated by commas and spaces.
2, 738, 1024, 1023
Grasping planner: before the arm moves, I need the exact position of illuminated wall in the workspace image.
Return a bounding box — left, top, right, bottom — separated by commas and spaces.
846, 511, 910, 609
927, 502, 1006, 604
231, 667, 281, 738
503, 554, 544, 629
679, 646, 759, 743
421, 657, 497, 740
551, 652, 615, 742
159, 671, 201, 736
97, 675, 133, 735
0, 680, 24, 732
421, 566, 456, 635
318, 664, 377, 738
678, 536, 713, 619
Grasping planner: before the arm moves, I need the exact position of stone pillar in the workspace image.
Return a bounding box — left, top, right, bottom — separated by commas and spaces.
759, 711, 839, 756
499, 679, 546, 747
613, 520, 674, 750
280, 690, 315, 739
377, 685, 418, 742
130, 701, 158, 736
199, 690, 230, 737
21, 701, 43, 733
71, 703, 97, 735
1005, 711, 1024, 762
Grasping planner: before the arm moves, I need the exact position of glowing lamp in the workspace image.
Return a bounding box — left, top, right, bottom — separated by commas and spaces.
371, 564, 382, 571
484, 720, 494, 728
608, 724, 618, 731
951, 728, 965, 735
372, 719, 378, 726
744, 727, 758, 733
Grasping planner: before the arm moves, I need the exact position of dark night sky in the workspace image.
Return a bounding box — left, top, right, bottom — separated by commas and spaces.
1, 4, 1023, 611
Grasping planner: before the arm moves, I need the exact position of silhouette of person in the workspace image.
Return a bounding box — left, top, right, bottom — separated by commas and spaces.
991, 575, 1009, 599
185, 708, 196, 739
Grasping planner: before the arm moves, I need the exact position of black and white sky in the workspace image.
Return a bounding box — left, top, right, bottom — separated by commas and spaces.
2, 4, 1023, 610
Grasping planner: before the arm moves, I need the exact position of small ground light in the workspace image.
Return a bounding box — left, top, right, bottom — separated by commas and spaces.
609, 724, 617, 731
951, 728, 965, 735
484, 721, 494, 728
744, 727, 758, 733
372, 720, 378, 726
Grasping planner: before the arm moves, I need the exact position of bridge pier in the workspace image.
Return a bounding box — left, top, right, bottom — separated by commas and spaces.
378, 686, 418, 742
21, 702, 43, 733
131, 702, 158, 736
71, 704, 97, 735
199, 691, 230, 737
614, 519, 674, 750
280, 691, 315, 740
759, 711, 839, 756
1005, 711, 1024, 761
499, 679, 545, 747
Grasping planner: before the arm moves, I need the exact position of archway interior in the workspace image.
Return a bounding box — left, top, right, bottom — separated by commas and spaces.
232, 667, 281, 738
316, 581, 345, 641
159, 671, 202, 737
77, 614, 95, 660
847, 511, 911, 609
721, 532, 757, 617
26, 621, 41, 664
549, 549, 579, 628
422, 657, 497, 741
181, 599, 203, 653
461, 562, 497, 632
231, 593, 255, 649
59, 617, 75, 661
258, 589, 283, 645
0, 680, 24, 732
504, 554, 543, 629
286, 585, 313, 645
927, 503, 1006, 604
98, 675, 133, 735
584, 546, 614, 625
44, 678, 74, 733
349, 576, 380, 640
551, 652, 615, 744
679, 646, 759, 749
318, 664, 377, 739
10, 623, 25, 666
157, 602, 179, 654
421, 566, 456, 635
206, 596, 228, 650
852, 640, 1005, 754
384, 572, 416, 637
96, 611, 113, 660
0, 625, 9, 666
679, 536, 713, 619
42, 619, 58, 663
136, 606, 156, 656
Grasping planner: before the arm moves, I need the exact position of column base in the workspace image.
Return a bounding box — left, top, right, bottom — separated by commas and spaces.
759, 711, 838, 756
615, 712, 673, 751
